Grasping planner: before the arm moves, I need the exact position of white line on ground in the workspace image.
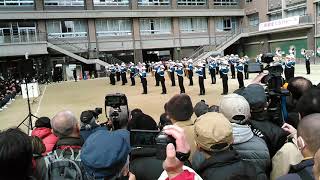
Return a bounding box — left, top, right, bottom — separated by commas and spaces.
34, 84, 47, 118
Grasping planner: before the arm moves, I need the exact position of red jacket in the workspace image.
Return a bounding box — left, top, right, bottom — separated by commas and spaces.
31, 127, 59, 155
165, 170, 195, 180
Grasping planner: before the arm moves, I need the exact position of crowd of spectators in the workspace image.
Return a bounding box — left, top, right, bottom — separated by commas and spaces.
0, 76, 20, 111
0, 75, 320, 180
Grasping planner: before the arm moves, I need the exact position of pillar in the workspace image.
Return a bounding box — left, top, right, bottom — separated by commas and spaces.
132, 18, 143, 63
85, 0, 94, 10
34, 0, 44, 11
87, 19, 98, 58
208, 17, 215, 46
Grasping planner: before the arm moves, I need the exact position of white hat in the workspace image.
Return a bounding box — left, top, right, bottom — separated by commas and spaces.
188, 59, 193, 63
219, 94, 251, 124
178, 63, 183, 67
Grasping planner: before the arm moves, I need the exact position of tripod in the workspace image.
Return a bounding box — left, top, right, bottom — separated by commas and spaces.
18, 76, 38, 133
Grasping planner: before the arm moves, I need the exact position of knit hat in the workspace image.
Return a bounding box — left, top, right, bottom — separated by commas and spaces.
235, 84, 267, 111
194, 112, 233, 152
35, 117, 51, 128
219, 94, 251, 124
194, 100, 209, 117
81, 129, 130, 179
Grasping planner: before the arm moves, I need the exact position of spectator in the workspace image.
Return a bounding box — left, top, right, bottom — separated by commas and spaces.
277, 113, 320, 180
0, 128, 33, 179
194, 100, 209, 117
31, 117, 59, 155
34, 110, 84, 180
313, 149, 320, 180
296, 88, 320, 118
128, 108, 158, 130
192, 112, 257, 180
220, 94, 270, 179
235, 84, 288, 157
165, 94, 195, 160
79, 110, 108, 141
158, 113, 172, 130
30, 136, 46, 174
286, 77, 313, 128
80, 129, 130, 179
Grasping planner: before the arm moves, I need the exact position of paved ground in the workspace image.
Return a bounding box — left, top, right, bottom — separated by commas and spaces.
1, 64, 319, 133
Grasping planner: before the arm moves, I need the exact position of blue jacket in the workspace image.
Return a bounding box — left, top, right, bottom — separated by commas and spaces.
157, 69, 165, 77
285, 61, 296, 68
277, 159, 314, 180
80, 126, 109, 142
209, 62, 217, 70
120, 67, 127, 73
188, 64, 193, 71
176, 68, 184, 76
140, 72, 147, 78
196, 68, 203, 77
236, 63, 244, 73
220, 66, 229, 75
110, 68, 116, 74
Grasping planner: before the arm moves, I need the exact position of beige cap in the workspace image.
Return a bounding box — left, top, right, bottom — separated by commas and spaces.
194, 112, 233, 152
219, 94, 251, 124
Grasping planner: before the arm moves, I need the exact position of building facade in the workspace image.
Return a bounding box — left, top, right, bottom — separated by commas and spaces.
0, 0, 318, 78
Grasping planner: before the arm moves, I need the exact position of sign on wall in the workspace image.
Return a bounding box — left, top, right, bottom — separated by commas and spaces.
259, 16, 300, 31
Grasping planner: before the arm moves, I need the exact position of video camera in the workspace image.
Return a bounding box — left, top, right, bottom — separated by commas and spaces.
105, 93, 130, 130
260, 53, 290, 125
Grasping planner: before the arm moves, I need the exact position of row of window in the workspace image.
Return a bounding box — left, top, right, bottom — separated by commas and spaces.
0, 18, 237, 43
0, 0, 238, 6
268, 7, 306, 21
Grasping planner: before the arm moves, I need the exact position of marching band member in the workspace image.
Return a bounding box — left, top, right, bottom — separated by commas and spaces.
120, 63, 128, 85
216, 55, 221, 76
256, 54, 263, 73
158, 65, 167, 94
139, 66, 148, 94
220, 60, 229, 95
176, 63, 185, 94
243, 55, 249, 79
186, 59, 194, 86
229, 54, 236, 79
303, 50, 311, 74
208, 57, 217, 84
153, 62, 160, 86
202, 60, 207, 79
109, 65, 116, 85
115, 63, 121, 81
236, 58, 245, 89
129, 62, 137, 86
195, 62, 205, 95
168, 61, 176, 86
284, 55, 296, 82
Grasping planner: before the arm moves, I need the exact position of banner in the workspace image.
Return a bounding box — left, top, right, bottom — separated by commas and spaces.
259, 16, 300, 31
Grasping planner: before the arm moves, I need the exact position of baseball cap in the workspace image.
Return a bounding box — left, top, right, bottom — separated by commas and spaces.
194, 112, 233, 152
81, 129, 130, 179
219, 94, 251, 124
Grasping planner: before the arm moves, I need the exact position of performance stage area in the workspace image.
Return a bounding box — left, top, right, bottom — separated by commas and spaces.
1, 64, 319, 132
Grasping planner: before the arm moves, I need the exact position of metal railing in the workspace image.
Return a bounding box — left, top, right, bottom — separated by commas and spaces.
93, 0, 129, 6
177, 0, 206, 6
0, 32, 46, 44
138, 0, 170, 6
44, 0, 84, 6
97, 30, 132, 37
47, 32, 87, 39
0, 0, 33, 6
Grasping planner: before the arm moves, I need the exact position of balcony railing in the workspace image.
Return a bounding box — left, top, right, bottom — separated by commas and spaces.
97, 30, 132, 36
0, 33, 46, 44
138, 0, 169, 6
93, 0, 129, 6
0, 0, 33, 6
177, 0, 206, 6
47, 32, 87, 38
44, 0, 84, 6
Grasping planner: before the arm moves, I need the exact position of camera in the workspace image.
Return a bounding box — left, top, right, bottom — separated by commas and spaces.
105, 93, 129, 130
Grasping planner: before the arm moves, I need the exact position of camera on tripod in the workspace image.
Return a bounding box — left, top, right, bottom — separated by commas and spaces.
105, 93, 130, 130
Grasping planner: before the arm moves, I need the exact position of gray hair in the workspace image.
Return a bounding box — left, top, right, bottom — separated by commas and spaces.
51, 110, 78, 138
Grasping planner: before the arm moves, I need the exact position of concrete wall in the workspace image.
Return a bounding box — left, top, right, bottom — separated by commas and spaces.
0, 42, 48, 57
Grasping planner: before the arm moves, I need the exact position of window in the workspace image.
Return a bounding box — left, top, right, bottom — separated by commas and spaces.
287, 7, 306, 17
47, 20, 87, 38
245, 0, 252, 3
44, 0, 84, 6
177, 0, 206, 6
138, 0, 169, 6
214, 0, 238, 6
93, 0, 129, 6
318, 3, 320, 16
0, 0, 33, 6
140, 18, 171, 35
248, 13, 259, 27
215, 17, 236, 32
0, 21, 37, 44
179, 18, 208, 33
269, 13, 282, 21
96, 19, 132, 36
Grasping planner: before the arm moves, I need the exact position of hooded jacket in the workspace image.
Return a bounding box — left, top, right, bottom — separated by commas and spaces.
231, 124, 270, 180
31, 127, 59, 155
277, 159, 314, 180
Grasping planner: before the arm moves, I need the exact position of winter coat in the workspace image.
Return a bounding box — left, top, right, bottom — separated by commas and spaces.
31, 127, 59, 155
174, 120, 196, 161
277, 159, 314, 180
197, 149, 258, 180
232, 124, 270, 180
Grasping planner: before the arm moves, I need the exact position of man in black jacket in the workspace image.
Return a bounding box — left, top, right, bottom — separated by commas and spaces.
235, 84, 288, 157
192, 112, 257, 180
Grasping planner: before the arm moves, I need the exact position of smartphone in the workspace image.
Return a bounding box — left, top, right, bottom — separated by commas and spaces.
130, 129, 160, 147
